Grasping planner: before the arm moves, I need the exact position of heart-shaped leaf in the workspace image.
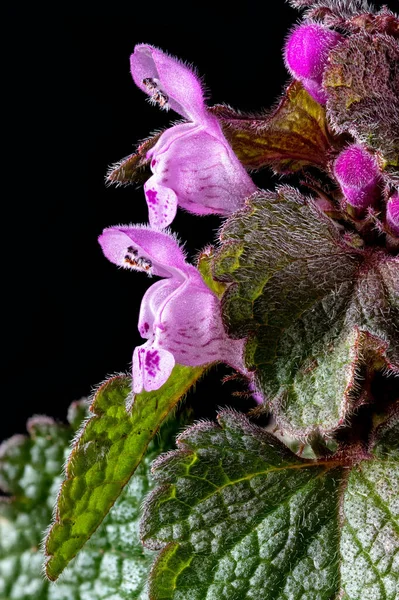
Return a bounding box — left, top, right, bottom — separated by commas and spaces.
142, 410, 398, 600
212, 187, 399, 435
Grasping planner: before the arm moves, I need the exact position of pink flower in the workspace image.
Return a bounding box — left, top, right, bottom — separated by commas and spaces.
284, 23, 343, 104
387, 192, 399, 237
98, 226, 246, 393
333, 144, 380, 209
130, 45, 256, 229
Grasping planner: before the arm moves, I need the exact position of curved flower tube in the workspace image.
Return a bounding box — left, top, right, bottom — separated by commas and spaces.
130, 45, 256, 229
98, 225, 247, 393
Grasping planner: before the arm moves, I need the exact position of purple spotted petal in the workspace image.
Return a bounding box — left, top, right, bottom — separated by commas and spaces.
99, 226, 247, 394
98, 225, 188, 278
130, 44, 206, 122
387, 192, 399, 237
144, 122, 256, 228
333, 144, 380, 209
144, 180, 178, 230
133, 344, 175, 393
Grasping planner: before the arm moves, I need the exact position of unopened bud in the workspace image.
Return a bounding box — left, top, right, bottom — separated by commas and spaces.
284, 23, 343, 104
333, 145, 380, 210
387, 192, 399, 238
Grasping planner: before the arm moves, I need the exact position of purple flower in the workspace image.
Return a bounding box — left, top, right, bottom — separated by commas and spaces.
130, 45, 256, 229
387, 192, 399, 237
98, 225, 246, 393
284, 23, 343, 104
333, 144, 380, 210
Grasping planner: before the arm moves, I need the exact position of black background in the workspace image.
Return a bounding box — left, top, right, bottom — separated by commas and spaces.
3, 2, 397, 442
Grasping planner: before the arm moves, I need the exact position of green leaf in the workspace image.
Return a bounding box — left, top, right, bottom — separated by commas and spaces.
0, 401, 187, 599
0, 417, 71, 600
197, 247, 227, 298
212, 187, 399, 435
142, 410, 344, 600
341, 425, 399, 600
209, 80, 335, 174
324, 32, 399, 182
106, 131, 163, 186
141, 410, 399, 600
44, 368, 205, 581
371, 411, 399, 461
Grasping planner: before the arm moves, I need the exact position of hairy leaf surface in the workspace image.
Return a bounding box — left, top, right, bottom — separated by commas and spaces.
212, 187, 399, 435
340, 415, 399, 600
142, 410, 343, 600
45, 368, 204, 580
210, 80, 334, 174
106, 132, 163, 186
324, 32, 399, 182
0, 402, 187, 599
142, 410, 399, 600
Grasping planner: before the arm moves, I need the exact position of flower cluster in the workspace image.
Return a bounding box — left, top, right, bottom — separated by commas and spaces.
99, 46, 255, 393
100, 25, 398, 396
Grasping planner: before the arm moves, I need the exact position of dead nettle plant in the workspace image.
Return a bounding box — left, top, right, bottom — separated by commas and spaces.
1, 2, 398, 599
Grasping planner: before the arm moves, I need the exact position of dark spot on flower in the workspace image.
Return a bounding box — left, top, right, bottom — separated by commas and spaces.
145, 350, 161, 377
146, 189, 158, 205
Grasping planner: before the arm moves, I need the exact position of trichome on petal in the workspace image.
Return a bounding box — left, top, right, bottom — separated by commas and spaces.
333, 144, 381, 211
387, 192, 399, 238
130, 44, 256, 229
98, 226, 247, 393
284, 22, 344, 104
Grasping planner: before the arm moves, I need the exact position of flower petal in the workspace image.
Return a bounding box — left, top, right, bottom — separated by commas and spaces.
133, 343, 175, 393
156, 278, 245, 371
98, 226, 188, 278
144, 179, 178, 230
138, 279, 180, 338
147, 124, 256, 218
130, 44, 206, 122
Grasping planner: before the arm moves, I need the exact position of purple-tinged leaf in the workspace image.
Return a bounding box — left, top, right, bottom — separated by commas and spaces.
106, 131, 163, 187
210, 80, 337, 174
212, 186, 399, 436
324, 32, 399, 183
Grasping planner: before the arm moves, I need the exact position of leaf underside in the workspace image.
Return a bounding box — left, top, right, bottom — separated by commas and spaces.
141, 410, 399, 600
210, 80, 335, 174
45, 367, 205, 581
212, 187, 399, 435
106, 131, 163, 186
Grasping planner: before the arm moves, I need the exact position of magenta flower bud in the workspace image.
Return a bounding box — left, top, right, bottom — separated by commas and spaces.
98, 225, 247, 393
284, 23, 343, 104
387, 192, 399, 237
333, 145, 380, 209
